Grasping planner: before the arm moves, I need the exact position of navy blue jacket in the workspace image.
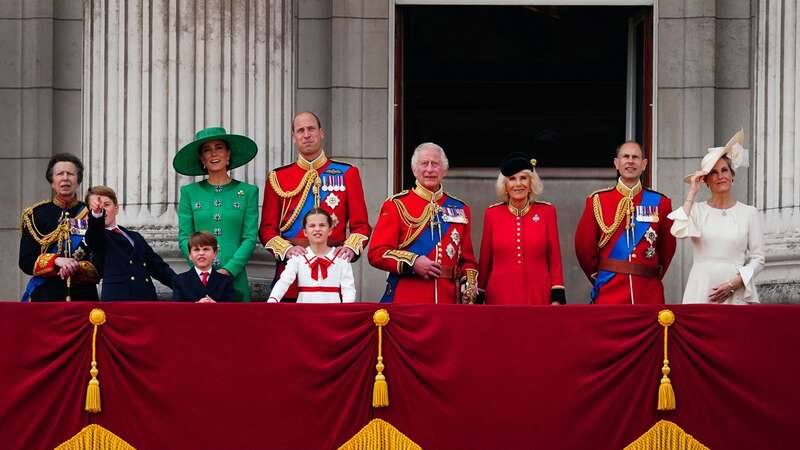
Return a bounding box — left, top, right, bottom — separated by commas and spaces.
98, 226, 177, 301
172, 269, 235, 302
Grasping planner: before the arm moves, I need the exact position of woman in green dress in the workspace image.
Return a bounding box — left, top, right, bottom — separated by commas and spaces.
173, 127, 260, 301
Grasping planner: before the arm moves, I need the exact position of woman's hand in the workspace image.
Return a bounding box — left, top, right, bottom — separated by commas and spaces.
687, 171, 705, 199
708, 282, 734, 303
217, 268, 231, 276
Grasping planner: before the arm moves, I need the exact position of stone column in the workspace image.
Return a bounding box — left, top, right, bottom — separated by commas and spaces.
0, 0, 84, 299
82, 0, 294, 226
754, 0, 800, 302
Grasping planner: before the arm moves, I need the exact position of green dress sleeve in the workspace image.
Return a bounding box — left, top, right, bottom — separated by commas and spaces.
220, 184, 259, 277
177, 184, 195, 263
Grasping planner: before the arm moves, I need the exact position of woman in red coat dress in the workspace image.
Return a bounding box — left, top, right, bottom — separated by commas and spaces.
478, 153, 566, 305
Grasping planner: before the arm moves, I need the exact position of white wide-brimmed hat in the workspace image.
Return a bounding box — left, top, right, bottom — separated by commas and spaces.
684, 130, 749, 183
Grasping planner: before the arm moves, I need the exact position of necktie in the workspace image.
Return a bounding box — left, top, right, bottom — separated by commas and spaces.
201, 272, 209, 286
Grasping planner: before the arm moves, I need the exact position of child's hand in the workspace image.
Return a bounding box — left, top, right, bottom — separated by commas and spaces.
196, 296, 216, 303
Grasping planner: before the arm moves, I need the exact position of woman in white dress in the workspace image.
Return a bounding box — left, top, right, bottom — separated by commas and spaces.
667, 131, 764, 304
268, 208, 356, 303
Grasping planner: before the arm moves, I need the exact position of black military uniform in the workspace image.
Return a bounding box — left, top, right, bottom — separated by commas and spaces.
19, 197, 103, 301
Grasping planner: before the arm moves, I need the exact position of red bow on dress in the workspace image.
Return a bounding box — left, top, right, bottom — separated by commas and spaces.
308, 257, 333, 281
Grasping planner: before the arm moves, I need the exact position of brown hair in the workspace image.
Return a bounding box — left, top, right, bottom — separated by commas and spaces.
719, 155, 736, 177
189, 231, 218, 251
615, 140, 645, 158
86, 185, 118, 206
46, 153, 84, 184
291, 111, 323, 133
302, 207, 333, 228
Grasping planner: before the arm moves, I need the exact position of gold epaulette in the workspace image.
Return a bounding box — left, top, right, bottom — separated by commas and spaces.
384, 190, 409, 202
444, 192, 468, 206
534, 200, 553, 206
487, 202, 504, 209
589, 186, 614, 197
19, 200, 49, 227
644, 187, 670, 200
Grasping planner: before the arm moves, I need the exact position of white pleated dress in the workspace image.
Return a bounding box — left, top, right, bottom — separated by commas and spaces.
268, 247, 356, 303
667, 202, 765, 304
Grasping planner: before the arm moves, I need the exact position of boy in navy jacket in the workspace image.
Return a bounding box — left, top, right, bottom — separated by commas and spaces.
173, 231, 235, 302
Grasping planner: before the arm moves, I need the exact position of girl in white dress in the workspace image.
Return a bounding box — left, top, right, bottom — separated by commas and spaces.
667, 131, 765, 304
268, 208, 356, 303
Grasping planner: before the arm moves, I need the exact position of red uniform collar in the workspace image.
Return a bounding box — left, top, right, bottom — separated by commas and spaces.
297, 151, 328, 171
615, 178, 642, 198
412, 181, 443, 202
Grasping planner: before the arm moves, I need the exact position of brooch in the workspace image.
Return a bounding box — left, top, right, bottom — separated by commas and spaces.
446, 243, 456, 259
450, 229, 460, 246
644, 227, 657, 259
237, 190, 245, 197
532, 214, 540, 223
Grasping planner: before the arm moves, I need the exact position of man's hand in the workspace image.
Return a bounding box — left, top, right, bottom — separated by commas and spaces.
412, 256, 441, 279
196, 296, 216, 303
285, 245, 306, 259
334, 247, 355, 262
55, 257, 80, 279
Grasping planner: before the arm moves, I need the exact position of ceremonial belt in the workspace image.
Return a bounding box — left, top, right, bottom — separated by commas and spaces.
598, 259, 661, 278
298, 286, 341, 293
21, 233, 84, 302
431, 266, 456, 280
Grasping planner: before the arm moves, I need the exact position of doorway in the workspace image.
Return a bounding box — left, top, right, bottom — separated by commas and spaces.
393, 4, 654, 302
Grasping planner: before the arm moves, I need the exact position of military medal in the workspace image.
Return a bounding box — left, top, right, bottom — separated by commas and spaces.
636, 205, 660, 223
644, 227, 657, 259
337, 175, 346, 192
446, 243, 456, 259
325, 192, 340, 209
450, 229, 460, 246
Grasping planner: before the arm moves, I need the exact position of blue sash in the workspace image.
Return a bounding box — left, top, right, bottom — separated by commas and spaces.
21, 233, 84, 302
590, 190, 661, 302
282, 162, 351, 239
380, 197, 462, 303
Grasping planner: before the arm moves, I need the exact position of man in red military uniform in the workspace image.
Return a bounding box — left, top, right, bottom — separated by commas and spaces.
259, 111, 371, 300
574, 141, 676, 304
368, 142, 478, 304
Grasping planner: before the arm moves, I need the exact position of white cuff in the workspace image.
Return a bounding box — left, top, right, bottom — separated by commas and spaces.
667, 206, 700, 238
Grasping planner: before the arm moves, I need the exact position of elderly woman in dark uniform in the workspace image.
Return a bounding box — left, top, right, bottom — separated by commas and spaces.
478, 153, 566, 305
19, 153, 104, 301
174, 127, 260, 302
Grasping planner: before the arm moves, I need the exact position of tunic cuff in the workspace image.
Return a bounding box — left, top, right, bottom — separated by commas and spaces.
551, 286, 566, 305
265, 236, 293, 260
33, 254, 58, 277
343, 233, 369, 255
737, 265, 759, 303
667, 206, 701, 238
383, 249, 418, 274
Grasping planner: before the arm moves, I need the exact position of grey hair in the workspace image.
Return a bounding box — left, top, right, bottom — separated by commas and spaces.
495, 169, 544, 202
410, 142, 449, 170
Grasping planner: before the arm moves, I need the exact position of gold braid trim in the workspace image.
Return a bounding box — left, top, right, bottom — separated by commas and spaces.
383, 249, 418, 272
338, 419, 421, 450
265, 236, 293, 260
592, 194, 634, 248
464, 268, 478, 302
393, 199, 435, 249
21, 203, 90, 253
54, 424, 136, 450
623, 420, 709, 450
344, 233, 369, 255
269, 169, 321, 232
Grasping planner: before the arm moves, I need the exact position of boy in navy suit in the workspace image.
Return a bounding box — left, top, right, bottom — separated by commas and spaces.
173, 232, 235, 302
87, 186, 177, 301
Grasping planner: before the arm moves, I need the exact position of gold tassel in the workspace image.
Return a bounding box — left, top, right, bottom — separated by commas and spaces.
372, 309, 390, 408
85, 308, 107, 414
657, 309, 676, 411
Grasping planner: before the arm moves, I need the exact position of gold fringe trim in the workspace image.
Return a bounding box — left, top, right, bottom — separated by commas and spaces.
85, 308, 107, 414
337, 419, 422, 450
373, 309, 390, 408
657, 309, 676, 411
53, 424, 136, 450
623, 420, 709, 450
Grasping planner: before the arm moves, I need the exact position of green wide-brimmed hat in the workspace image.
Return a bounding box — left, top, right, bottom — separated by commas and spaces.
173, 127, 258, 176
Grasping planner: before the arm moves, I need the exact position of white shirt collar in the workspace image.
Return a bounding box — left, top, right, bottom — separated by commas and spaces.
194, 267, 212, 277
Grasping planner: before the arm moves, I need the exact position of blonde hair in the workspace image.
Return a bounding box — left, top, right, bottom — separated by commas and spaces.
495, 169, 544, 203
